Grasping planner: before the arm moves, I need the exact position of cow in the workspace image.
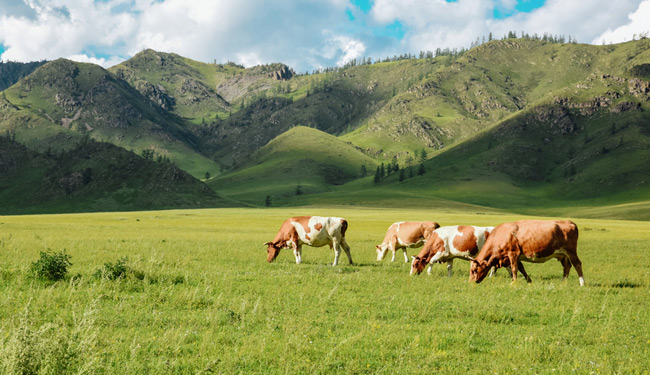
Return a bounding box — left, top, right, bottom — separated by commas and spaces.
376, 221, 440, 262
264, 216, 353, 266
411, 225, 494, 276
469, 220, 584, 286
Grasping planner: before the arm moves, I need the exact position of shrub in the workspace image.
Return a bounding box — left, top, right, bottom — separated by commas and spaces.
93, 257, 129, 280
30, 250, 72, 282
93, 257, 145, 281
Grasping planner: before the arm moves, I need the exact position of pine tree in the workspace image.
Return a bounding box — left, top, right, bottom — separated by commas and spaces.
419, 148, 428, 163
399, 169, 406, 182
418, 163, 426, 176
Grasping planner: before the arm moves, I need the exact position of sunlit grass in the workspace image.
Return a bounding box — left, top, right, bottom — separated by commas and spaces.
1, 207, 649, 373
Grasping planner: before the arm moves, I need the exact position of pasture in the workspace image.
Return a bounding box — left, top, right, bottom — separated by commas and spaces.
0, 207, 649, 374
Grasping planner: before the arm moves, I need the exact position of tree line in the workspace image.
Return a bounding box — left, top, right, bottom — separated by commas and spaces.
297, 31, 579, 77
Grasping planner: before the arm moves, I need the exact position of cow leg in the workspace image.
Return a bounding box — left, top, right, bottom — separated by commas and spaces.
402, 248, 409, 263
293, 244, 302, 264
517, 261, 532, 283
446, 259, 453, 277
332, 243, 341, 266
341, 239, 353, 265
560, 256, 572, 282
568, 253, 585, 286
426, 252, 445, 276
508, 254, 519, 283
389, 239, 399, 262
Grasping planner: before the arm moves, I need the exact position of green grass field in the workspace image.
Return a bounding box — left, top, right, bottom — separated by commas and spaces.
1, 207, 649, 374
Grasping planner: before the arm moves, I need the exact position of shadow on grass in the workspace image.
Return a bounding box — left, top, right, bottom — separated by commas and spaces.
611, 280, 643, 288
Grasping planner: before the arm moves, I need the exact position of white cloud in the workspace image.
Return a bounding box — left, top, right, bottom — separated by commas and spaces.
331, 35, 366, 66
1, 0, 648, 71
371, 0, 643, 53
0, 0, 356, 71
236, 51, 263, 68
0, 0, 136, 63
67, 54, 125, 68
592, 0, 650, 44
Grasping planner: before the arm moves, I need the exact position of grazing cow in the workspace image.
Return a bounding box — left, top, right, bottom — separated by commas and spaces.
469, 220, 584, 286
376, 221, 440, 262
264, 216, 353, 266
411, 225, 494, 276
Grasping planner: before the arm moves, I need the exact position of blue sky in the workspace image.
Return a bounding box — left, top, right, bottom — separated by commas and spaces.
0, 0, 648, 71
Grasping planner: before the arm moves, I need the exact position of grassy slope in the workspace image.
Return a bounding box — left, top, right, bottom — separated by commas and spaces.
0, 59, 221, 178
0, 136, 232, 214
0, 208, 648, 373
217, 39, 650, 219
208, 126, 378, 205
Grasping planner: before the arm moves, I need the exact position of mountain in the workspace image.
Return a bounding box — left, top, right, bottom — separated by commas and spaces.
0, 61, 48, 91
208, 126, 377, 204
0, 58, 220, 178
0, 136, 230, 214
2, 37, 650, 217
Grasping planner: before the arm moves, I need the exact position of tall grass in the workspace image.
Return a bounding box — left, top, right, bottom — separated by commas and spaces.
0, 208, 649, 373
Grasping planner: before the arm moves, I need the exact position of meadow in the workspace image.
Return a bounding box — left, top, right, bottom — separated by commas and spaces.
0, 207, 649, 374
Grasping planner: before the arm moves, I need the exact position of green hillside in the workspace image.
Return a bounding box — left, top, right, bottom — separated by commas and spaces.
0, 136, 231, 214
2, 38, 650, 217
0, 59, 220, 178
0, 60, 47, 91
208, 126, 377, 205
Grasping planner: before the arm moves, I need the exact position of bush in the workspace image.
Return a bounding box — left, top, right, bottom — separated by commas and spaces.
30, 250, 72, 282
93, 257, 129, 280
93, 257, 145, 281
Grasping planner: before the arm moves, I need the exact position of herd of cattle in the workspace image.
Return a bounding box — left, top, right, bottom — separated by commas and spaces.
264, 216, 585, 286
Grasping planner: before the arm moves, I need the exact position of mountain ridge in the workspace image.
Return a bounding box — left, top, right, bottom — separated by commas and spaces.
1, 37, 650, 216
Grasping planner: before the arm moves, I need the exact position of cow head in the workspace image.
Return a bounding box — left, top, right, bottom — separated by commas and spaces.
469, 259, 490, 283
410, 256, 428, 275
376, 245, 389, 261
264, 241, 282, 262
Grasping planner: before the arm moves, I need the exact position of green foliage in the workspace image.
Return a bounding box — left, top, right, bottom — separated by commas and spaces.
417, 163, 426, 176
92, 257, 144, 280
0, 303, 99, 375
29, 250, 72, 282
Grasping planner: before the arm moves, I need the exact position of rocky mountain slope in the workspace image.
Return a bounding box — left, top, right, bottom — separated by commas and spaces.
1, 37, 649, 214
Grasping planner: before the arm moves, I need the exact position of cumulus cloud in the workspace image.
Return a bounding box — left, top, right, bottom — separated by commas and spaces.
0, 0, 648, 71
592, 0, 650, 44
371, 0, 643, 52
0, 0, 357, 71
320, 34, 366, 66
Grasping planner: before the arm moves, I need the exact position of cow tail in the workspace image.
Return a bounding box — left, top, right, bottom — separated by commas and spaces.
340, 219, 348, 237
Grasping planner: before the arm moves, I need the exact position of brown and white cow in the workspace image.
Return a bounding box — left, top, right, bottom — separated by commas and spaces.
376, 221, 440, 262
410, 225, 494, 276
469, 220, 584, 286
264, 216, 353, 266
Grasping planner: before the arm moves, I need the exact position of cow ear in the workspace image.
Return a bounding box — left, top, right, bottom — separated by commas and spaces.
263, 242, 272, 246
376, 245, 381, 250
